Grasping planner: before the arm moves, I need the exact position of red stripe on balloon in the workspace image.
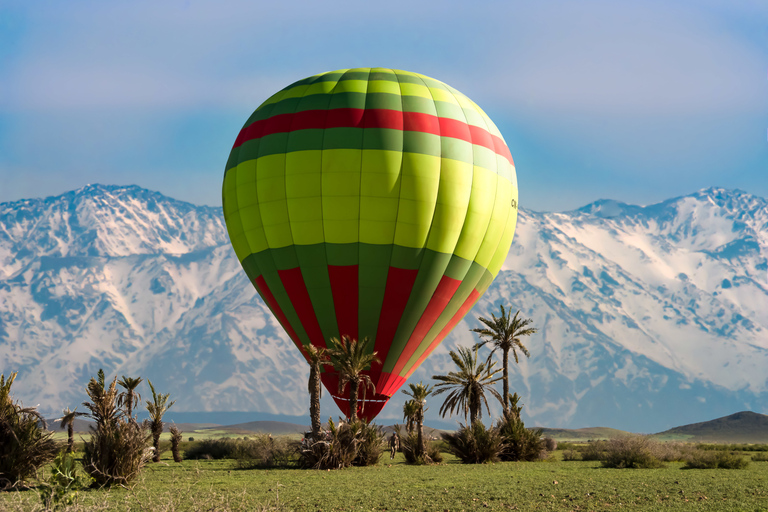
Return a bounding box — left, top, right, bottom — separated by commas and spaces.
253, 276, 304, 356
405, 288, 482, 380
389, 275, 462, 379
233, 108, 513, 165
369, 267, 419, 385
377, 373, 407, 400
277, 268, 327, 349
328, 265, 359, 341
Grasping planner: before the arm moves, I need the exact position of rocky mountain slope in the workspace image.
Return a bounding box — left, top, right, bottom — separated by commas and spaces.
1, 184, 766, 432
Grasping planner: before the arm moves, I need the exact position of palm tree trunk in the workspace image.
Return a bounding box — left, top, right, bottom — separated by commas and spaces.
309, 363, 321, 439
502, 346, 510, 414
416, 407, 425, 457
349, 379, 359, 422
152, 420, 162, 462
68, 423, 74, 453
127, 391, 133, 419
470, 384, 479, 425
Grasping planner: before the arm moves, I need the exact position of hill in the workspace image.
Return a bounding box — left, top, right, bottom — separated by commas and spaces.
204, 420, 308, 436
654, 411, 768, 443
538, 427, 631, 441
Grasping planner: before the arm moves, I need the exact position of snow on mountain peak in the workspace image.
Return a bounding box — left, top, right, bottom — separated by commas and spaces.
0, 184, 227, 278
1, 185, 766, 431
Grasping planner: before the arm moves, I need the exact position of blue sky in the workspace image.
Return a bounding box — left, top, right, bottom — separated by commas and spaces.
1, 0, 766, 212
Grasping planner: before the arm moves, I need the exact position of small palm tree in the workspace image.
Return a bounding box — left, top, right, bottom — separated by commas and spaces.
328, 336, 380, 422
306, 344, 329, 439
401, 382, 433, 457
58, 407, 86, 453
402, 400, 418, 434
117, 376, 143, 420
432, 346, 503, 424
472, 306, 537, 414
145, 380, 175, 462
82, 369, 120, 430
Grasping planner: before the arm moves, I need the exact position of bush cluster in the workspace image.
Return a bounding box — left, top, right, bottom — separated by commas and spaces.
441, 413, 551, 464
299, 418, 384, 469
496, 414, 547, 462
683, 451, 749, 469
184, 435, 300, 468
400, 431, 443, 465
600, 436, 666, 469
441, 421, 504, 464
0, 372, 59, 489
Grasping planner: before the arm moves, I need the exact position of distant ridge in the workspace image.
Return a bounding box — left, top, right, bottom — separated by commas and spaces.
655, 411, 768, 443
204, 420, 308, 435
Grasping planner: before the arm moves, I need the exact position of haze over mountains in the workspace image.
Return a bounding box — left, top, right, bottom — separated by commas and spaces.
1, 184, 766, 432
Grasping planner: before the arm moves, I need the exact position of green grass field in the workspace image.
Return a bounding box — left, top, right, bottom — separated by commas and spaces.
3, 451, 768, 511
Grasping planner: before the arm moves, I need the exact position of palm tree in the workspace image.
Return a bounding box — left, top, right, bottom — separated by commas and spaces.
83, 369, 120, 430
432, 346, 503, 424
328, 336, 380, 422
305, 343, 329, 439
402, 400, 418, 434
145, 380, 175, 462
472, 306, 537, 414
401, 382, 433, 457
117, 376, 143, 420
58, 407, 86, 453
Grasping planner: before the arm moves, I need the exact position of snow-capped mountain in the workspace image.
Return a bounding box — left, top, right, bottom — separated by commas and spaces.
0, 184, 766, 432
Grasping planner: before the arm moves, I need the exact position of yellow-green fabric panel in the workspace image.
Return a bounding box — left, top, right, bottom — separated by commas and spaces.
322, 148, 361, 244
298, 79, 343, 100
238, 204, 268, 256
474, 176, 513, 268
235, 160, 258, 209
222, 167, 239, 225
367, 79, 401, 95
359, 149, 401, 245
256, 153, 293, 249
393, 152, 440, 249
453, 165, 499, 261
398, 81, 433, 100
425, 157, 472, 254
496, 157, 517, 188
487, 194, 518, 276
285, 150, 324, 245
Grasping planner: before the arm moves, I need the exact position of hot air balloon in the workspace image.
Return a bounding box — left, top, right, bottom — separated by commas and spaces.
222, 68, 518, 421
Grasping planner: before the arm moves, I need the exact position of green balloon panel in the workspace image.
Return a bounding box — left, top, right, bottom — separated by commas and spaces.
223, 68, 518, 420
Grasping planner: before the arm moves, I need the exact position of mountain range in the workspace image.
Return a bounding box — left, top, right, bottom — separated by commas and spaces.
1, 184, 766, 432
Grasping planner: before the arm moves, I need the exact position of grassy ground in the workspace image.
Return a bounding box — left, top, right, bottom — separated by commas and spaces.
3, 450, 768, 511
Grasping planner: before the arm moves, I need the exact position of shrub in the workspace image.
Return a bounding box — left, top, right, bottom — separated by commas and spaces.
401, 431, 443, 464
235, 435, 300, 469
751, 453, 768, 462
299, 418, 383, 469
580, 440, 608, 461
683, 450, 749, 469
600, 436, 665, 469
544, 437, 557, 452
37, 451, 93, 510
441, 421, 503, 464
654, 442, 695, 462
0, 372, 59, 489
169, 425, 182, 463
562, 449, 581, 461
184, 438, 242, 460
496, 414, 546, 462
351, 421, 384, 467
81, 370, 152, 486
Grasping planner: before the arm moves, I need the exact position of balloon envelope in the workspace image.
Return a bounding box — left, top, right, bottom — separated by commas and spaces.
222, 68, 518, 420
